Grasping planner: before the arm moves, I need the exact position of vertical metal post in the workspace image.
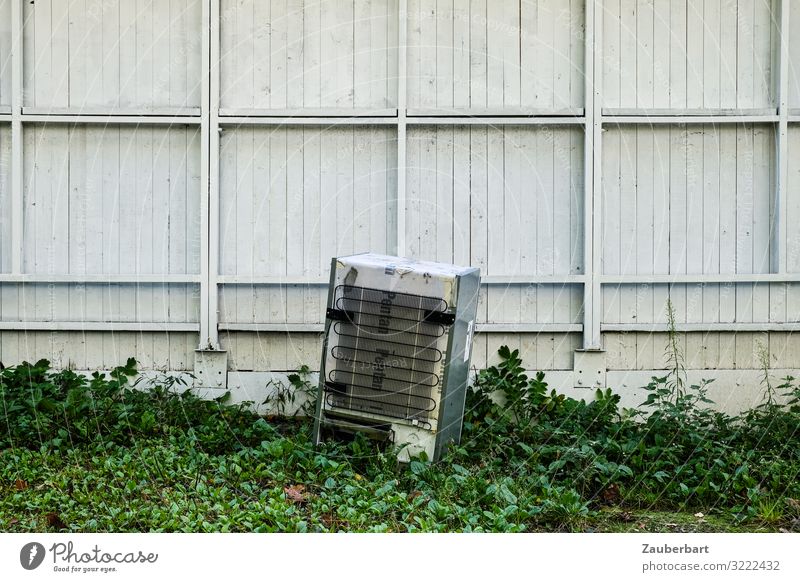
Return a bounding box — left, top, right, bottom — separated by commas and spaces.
583, 0, 602, 349
199, 0, 218, 348
10, 0, 23, 275
208, 0, 221, 348
396, 0, 408, 257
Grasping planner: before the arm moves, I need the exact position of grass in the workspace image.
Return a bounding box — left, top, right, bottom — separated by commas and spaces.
0, 343, 798, 533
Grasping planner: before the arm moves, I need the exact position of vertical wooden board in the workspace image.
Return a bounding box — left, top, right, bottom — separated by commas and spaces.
635, 127, 654, 276
248, 0, 269, 110
736, 0, 756, 109
434, 127, 454, 261
286, 128, 305, 273
601, 0, 621, 108
451, 0, 470, 109
67, 0, 88, 109
617, 127, 636, 274
241, 129, 258, 324
0, 124, 9, 272
436, 0, 455, 109
602, 284, 622, 325
570, 110, 584, 274
327, 2, 356, 107
52, 0, 70, 108
452, 127, 470, 264
702, 128, 720, 322
408, 0, 433, 109
270, 0, 289, 109
469, 126, 488, 273
602, 127, 621, 276
302, 129, 322, 323
735, 283, 754, 324
168, 130, 188, 321
468, 0, 487, 108
751, 0, 773, 108
566, 0, 584, 110
685, 0, 704, 109
152, 129, 172, 277
736, 125, 754, 274
789, 128, 800, 273
553, 128, 573, 275
419, 127, 438, 260
650, 0, 670, 109
406, 0, 421, 109
702, 0, 721, 109
669, 0, 687, 109
135, 0, 155, 107
486, 127, 504, 278
618, 0, 637, 109
718, 0, 737, 108
685, 126, 703, 274
635, 0, 654, 109
752, 124, 773, 274
218, 130, 237, 277
405, 128, 421, 257
538, 0, 556, 109
302, 0, 321, 108
519, 0, 539, 108
336, 128, 355, 257
0, 0, 10, 106
769, 282, 787, 323
285, 0, 305, 108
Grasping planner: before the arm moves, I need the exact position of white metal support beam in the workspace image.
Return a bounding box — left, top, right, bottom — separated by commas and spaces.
775, 0, 790, 273
10, 0, 23, 275
208, 0, 221, 349
582, 0, 602, 350
396, 0, 408, 257
199, 0, 214, 349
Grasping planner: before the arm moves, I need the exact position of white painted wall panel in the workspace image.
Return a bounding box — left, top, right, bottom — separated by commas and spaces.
602, 283, 800, 325
0, 124, 10, 272
787, 127, 800, 272
0, 331, 198, 370
407, 0, 585, 110
0, 283, 200, 323
217, 125, 397, 326
406, 125, 584, 325
0, 0, 10, 107
603, 0, 776, 110
219, 0, 398, 110
23, 124, 201, 275
602, 124, 774, 276
22, 0, 202, 110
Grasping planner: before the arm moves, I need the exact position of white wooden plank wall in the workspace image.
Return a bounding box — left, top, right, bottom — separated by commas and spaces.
407, 0, 585, 110
602, 0, 776, 110
217, 125, 396, 370
0, 0, 10, 107
602, 123, 777, 325
0, 331, 198, 370
219, 0, 398, 110
23, 125, 201, 275
788, 128, 800, 272
0, 0, 798, 376
0, 124, 10, 272
22, 0, 202, 110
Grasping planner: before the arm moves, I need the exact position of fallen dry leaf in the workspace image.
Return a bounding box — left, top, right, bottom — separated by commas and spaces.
600, 483, 621, 505
694, 512, 705, 518
283, 484, 307, 504
14, 479, 28, 491
45, 512, 67, 531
